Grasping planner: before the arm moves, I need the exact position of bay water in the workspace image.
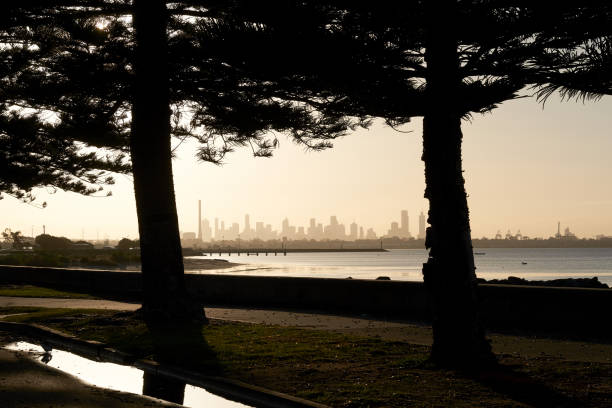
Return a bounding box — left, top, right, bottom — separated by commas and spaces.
188, 248, 612, 286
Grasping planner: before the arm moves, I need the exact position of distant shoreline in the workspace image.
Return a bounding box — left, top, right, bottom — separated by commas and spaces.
186, 238, 612, 250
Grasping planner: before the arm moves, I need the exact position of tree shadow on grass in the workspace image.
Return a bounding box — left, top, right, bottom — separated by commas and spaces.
468, 363, 581, 408
141, 316, 220, 405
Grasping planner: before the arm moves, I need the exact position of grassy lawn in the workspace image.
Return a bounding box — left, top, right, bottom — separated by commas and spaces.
0, 284, 97, 299
1, 307, 611, 407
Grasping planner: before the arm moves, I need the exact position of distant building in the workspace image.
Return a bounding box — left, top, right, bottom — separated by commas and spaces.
418, 211, 426, 239
555, 221, 562, 239
324, 216, 346, 240
387, 221, 401, 237
349, 222, 358, 241
243, 214, 252, 239
400, 210, 410, 238
201, 219, 212, 242
365, 228, 377, 239
563, 226, 577, 240
296, 226, 306, 239
182, 232, 196, 240
181, 231, 198, 248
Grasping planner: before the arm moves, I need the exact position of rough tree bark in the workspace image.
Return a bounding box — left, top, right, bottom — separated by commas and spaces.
131, 0, 205, 324
421, 0, 494, 367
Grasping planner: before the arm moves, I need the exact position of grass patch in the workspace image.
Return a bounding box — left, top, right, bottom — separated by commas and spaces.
0, 306, 44, 316
2, 308, 611, 407
0, 307, 113, 322
0, 284, 97, 299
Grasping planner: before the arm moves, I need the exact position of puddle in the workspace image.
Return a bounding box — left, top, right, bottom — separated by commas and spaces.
4, 341, 251, 408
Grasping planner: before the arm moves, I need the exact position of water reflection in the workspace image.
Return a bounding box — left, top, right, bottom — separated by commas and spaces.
143, 371, 186, 404
4, 342, 250, 407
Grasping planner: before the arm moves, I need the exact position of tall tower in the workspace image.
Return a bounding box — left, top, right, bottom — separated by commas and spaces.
418, 211, 426, 239
197, 200, 202, 241
244, 214, 251, 234
400, 210, 409, 237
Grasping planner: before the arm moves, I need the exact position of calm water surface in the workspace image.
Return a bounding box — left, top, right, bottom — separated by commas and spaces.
188, 248, 612, 286
4, 342, 250, 408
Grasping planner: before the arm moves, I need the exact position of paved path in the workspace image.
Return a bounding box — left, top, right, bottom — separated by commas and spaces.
2, 296, 612, 363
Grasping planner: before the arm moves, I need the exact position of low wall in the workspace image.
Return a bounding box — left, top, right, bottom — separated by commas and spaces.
1, 265, 610, 338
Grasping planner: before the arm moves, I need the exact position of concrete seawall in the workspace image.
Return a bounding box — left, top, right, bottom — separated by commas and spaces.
1, 265, 610, 338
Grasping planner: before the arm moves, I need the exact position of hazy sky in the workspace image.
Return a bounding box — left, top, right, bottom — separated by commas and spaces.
2, 94, 611, 240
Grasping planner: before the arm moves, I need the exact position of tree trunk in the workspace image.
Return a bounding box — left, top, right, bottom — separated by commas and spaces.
131, 0, 205, 324
421, 0, 493, 367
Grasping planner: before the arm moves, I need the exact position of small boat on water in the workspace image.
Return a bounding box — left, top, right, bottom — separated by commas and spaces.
474, 252, 486, 255
521, 261, 528, 265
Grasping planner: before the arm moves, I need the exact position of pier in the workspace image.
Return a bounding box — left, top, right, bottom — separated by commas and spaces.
210, 249, 287, 256
203, 248, 386, 257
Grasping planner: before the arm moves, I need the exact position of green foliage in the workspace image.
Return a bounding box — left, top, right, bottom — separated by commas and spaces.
0, 248, 139, 268
34, 234, 72, 250
116, 238, 138, 250
0, 251, 68, 267
110, 250, 140, 264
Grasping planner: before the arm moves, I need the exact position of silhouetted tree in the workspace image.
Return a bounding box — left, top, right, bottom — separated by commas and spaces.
2, 228, 24, 249
1, 1, 364, 324
227, 0, 525, 366
0, 3, 130, 204
116, 238, 138, 250
215, 1, 605, 366
321, 1, 612, 366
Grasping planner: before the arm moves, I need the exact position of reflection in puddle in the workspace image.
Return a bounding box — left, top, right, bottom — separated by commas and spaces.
4, 341, 250, 408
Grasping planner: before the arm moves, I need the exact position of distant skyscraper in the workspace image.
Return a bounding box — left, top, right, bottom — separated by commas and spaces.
243, 214, 251, 238
256, 221, 265, 238
349, 222, 358, 241
214, 218, 219, 239
418, 211, 426, 239
359, 226, 364, 240
307, 218, 319, 239
400, 210, 410, 237
202, 219, 212, 242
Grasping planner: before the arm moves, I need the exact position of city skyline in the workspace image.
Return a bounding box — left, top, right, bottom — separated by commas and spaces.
186, 208, 427, 242
184, 209, 594, 243
1, 203, 602, 242
1, 95, 612, 240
